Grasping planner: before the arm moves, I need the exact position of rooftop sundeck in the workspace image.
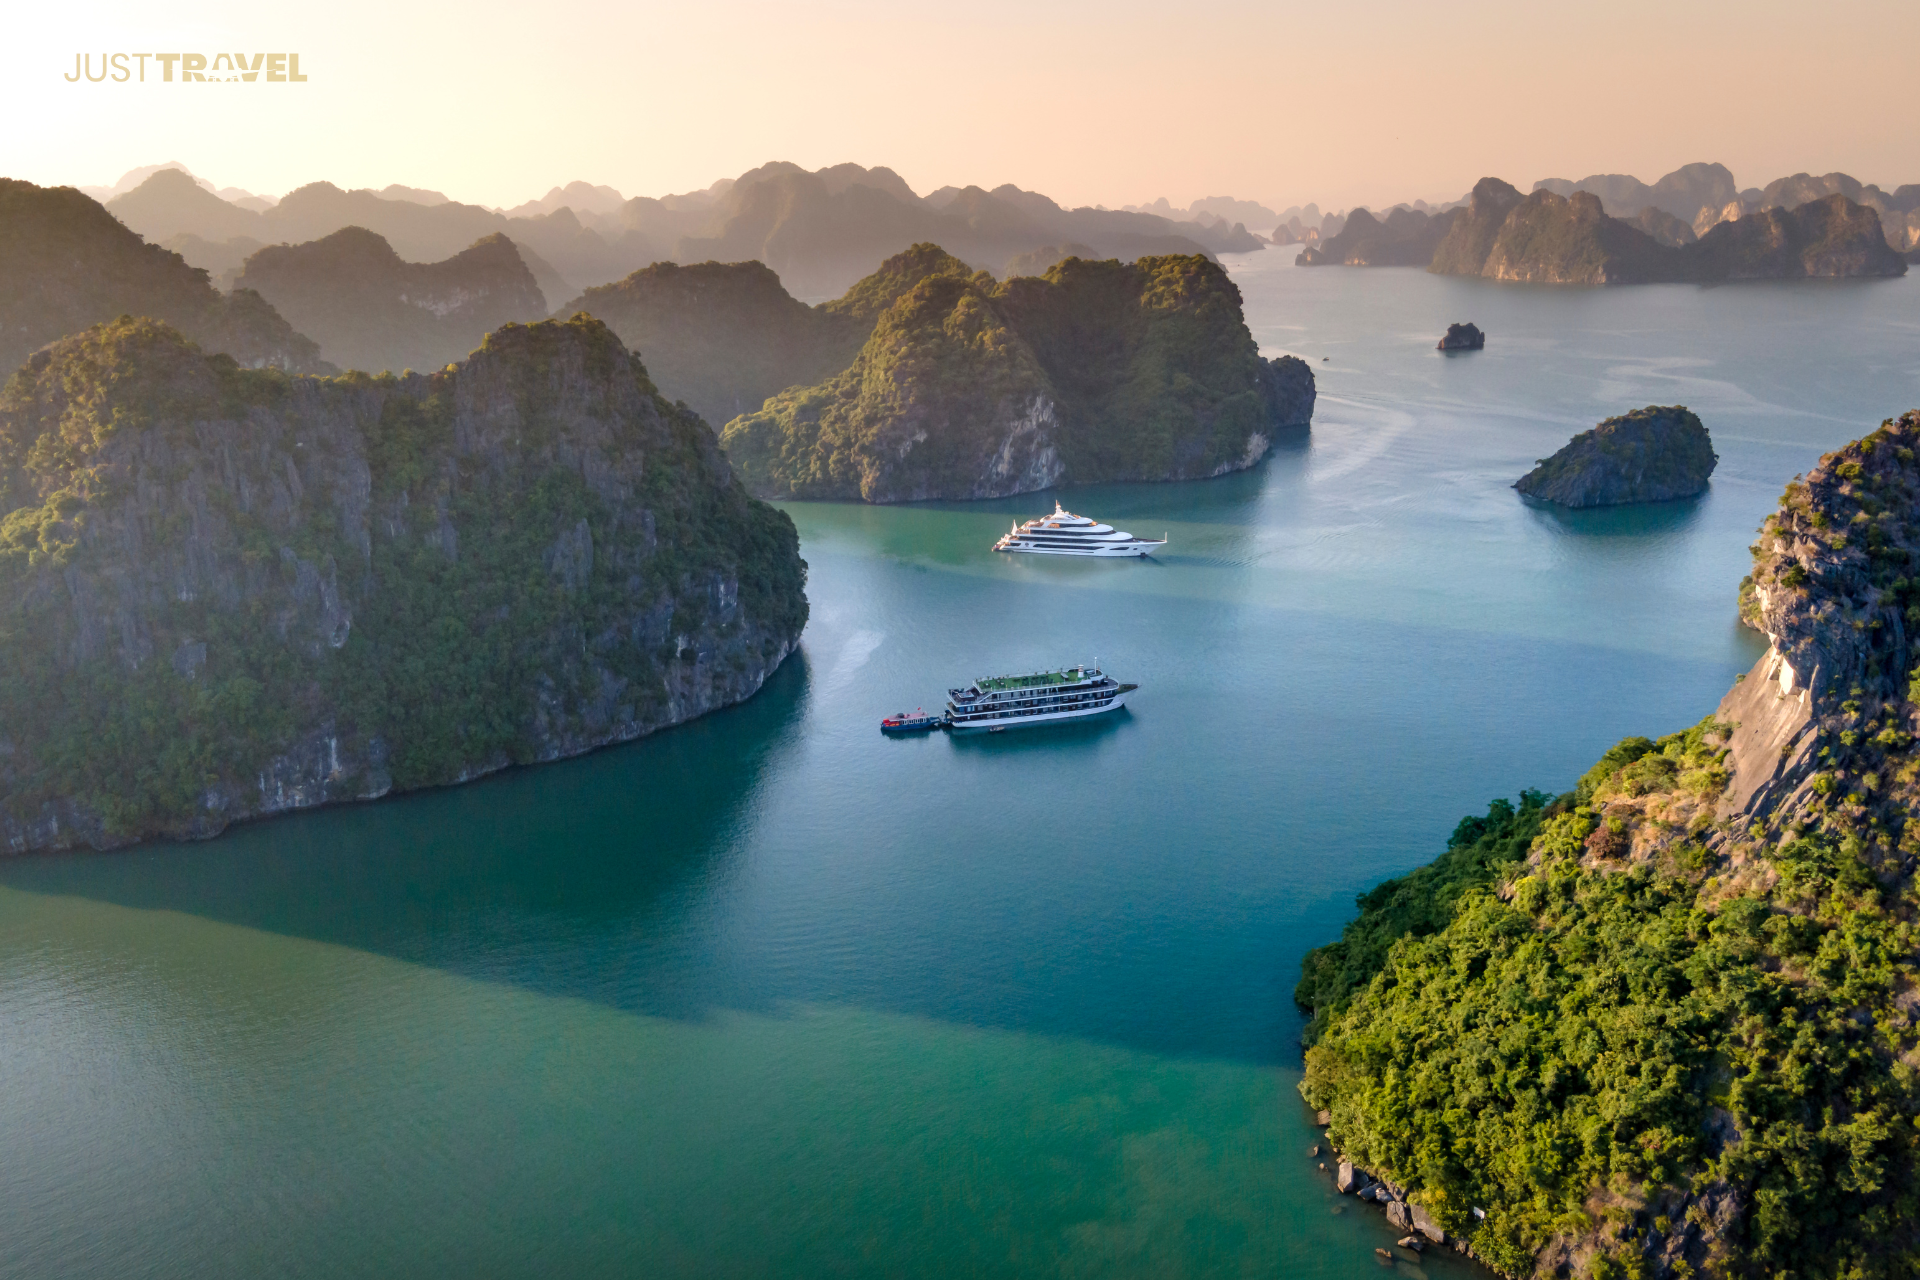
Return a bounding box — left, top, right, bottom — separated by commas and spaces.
974, 667, 1096, 693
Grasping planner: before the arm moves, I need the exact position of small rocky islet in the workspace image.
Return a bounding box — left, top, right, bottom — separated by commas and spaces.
1437, 322, 1484, 351
1514, 405, 1717, 506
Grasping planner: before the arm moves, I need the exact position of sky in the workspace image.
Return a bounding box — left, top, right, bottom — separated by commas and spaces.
13, 0, 1920, 215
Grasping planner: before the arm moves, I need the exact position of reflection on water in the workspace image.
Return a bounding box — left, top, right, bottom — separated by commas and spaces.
1519, 490, 1711, 537
941, 708, 1134, 754
3, 263, 1915, 1280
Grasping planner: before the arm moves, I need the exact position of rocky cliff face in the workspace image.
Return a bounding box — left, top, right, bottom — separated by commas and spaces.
0, 314, 807, 854
1429, 178, 1527, 277
1477, 190, 1672, 284
1259, 355, 1317, 436
0, 178, 331, 377
1515, 406, 1717, 506
1690, 193, 1909, 280
718, 249, 1312, 501
1755, 172, 1920, 254
1718, 411, 1920, 832
236, 228, 551, 373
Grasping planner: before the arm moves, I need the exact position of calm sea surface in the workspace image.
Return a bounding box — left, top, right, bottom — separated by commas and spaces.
3, 257, 1917, 1280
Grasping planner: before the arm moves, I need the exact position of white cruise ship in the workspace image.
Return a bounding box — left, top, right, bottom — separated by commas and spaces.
946, 666, 1137, 730
993, 503, 1166, 556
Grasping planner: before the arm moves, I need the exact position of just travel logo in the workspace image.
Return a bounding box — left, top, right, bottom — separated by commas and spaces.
64, 53, 310, 83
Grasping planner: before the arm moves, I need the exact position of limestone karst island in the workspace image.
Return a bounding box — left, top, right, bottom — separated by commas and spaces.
6, 8, 1920, 1280
1515, 406, 1719, 507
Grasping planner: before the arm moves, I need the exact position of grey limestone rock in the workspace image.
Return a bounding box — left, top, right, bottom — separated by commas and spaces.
1515, 405, 1716, 508
1714, 411, 1920, 834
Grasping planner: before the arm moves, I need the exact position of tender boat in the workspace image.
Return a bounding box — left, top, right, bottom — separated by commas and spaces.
994, 503, 1166, 556
945, 666, 1137, 731
880, 709, 945, 733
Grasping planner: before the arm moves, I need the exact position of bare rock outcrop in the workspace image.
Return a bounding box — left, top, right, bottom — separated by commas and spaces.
1718, 410, 1920, 835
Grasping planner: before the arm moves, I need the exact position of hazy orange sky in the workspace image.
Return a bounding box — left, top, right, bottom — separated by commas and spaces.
16, 0, 1920, 214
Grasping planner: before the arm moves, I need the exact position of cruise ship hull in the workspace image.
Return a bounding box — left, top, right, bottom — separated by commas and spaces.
992, 502, 1166, 557
947, 692, 1130, 730
995, 542, 1162, 557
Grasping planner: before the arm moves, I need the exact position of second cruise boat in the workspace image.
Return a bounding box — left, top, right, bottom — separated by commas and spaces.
994, 503, 1166, 556
946, 666, 1137, 730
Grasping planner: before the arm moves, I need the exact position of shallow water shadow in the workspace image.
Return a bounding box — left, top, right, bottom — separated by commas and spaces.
1727, 615, 1770, 666
1265, 421, 1313, 457
1519, 490, 1710, 538
0, 655, 816, 1025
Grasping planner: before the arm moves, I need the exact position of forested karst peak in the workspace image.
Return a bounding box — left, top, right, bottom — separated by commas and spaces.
1299, 409, 1920, 1280
0, 313, 807, 854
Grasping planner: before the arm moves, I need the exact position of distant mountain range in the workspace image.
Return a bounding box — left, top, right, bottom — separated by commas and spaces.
1299, 172, 1908, 282
1264, 162, 1920, 262
1123, 195, 1283, 228
2, 170, 1299, 504
621, 161, 1264, 299
78, 161, 277, 211
1532, 163, 1741, 228
17, 152, 1916, 396
558, 258, 866, 430
235, 229, 550, 373
1533, 163, 1920, 251
1294, 207, 1449, 267
0, 178, 330, 378
98, 160, 1269, 305
105, 169, 633, 303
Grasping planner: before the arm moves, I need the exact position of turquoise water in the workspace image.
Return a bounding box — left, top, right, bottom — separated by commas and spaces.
3, 260, 1917, 1279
